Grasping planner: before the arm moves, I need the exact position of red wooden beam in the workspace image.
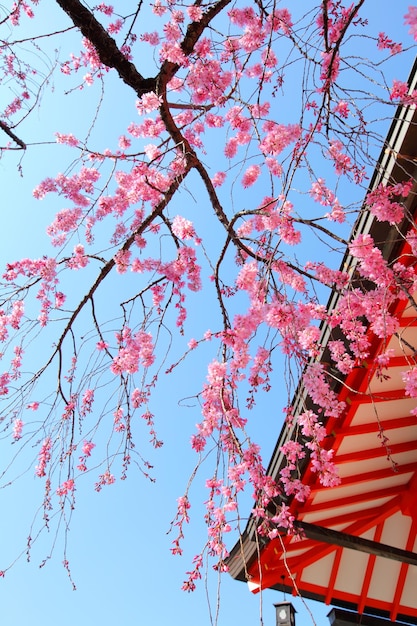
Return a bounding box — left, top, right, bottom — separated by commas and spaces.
335, 439, 417, 465
390, 520, 417, 621
302, 499, 402, 531
344, 389, 409, 404
325, 546, 343, 606
295, 521, 417, 567
357, 523, 383, 615
303, 485, 404, 515
309, 461, 417, 493
334, 414, 417, 437
278, 501, 402, 582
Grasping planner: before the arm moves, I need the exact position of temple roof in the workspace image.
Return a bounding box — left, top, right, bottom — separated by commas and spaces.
227, 60, 417, 624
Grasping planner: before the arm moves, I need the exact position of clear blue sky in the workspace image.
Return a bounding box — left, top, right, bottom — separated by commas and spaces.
0, 2, 415, 625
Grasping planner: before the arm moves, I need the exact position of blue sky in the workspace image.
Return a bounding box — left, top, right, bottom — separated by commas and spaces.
0, 1, 416, 625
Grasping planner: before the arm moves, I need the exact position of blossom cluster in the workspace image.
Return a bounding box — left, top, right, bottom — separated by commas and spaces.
310, 178, 345, 223
111, 327, 155, 374
366, 180, 413, 225
77, 440, 96, 473
3, 257, 60, 326
36, 438, 52, 478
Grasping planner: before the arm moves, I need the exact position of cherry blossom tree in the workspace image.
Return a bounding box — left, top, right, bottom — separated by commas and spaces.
1, 0, 417, 594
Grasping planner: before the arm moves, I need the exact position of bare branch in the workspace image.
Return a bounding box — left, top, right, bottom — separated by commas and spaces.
55, 0, 157, 95
0, 121, 26, 149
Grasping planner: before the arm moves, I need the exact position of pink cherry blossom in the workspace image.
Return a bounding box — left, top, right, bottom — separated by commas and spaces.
187, 5, 202, 21
404, 6, 417, 40
333, 100, 349, 118
111, 328, 155, 374
36, 437, 52, 477
403, 367, 417, 397
136, 91, 163, 115
377, 32, 402, 54
241, 164, 261, 188
56, 479, 75, 497
172, 215, 196, 240
55, 132, 79, 146
366, 180, 412, 224
12, 418, 24, 440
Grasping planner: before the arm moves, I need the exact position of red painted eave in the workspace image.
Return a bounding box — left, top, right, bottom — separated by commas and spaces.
245, 232, 417, 622
228, 66, 417, 622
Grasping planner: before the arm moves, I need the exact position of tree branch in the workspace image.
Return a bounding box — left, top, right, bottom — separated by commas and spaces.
0, 121, 26, 149
157, 0, 233, 89
54, 0, 156, 96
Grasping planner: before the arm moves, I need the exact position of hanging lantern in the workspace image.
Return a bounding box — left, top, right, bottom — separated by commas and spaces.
274, 602, 297, 626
